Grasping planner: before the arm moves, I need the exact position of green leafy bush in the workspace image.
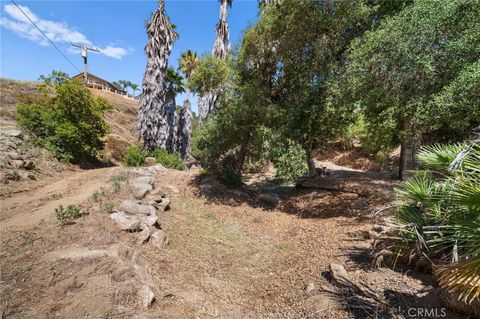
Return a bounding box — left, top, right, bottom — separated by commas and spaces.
55, 204, 81, 224
218, 167, 243, 188
123, 145, 147, 167
123, 145, 186, 170
270, 139, 308, 183
149, 148, 186, 170
16, 79, 110, 163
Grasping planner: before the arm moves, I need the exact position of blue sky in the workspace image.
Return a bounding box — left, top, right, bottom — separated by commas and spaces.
0, 0, 260, 112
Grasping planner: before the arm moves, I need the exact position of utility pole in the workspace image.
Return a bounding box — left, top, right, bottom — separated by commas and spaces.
71, 43, 100, 84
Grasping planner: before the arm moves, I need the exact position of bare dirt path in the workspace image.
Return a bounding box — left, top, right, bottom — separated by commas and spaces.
1, 166, 120, 229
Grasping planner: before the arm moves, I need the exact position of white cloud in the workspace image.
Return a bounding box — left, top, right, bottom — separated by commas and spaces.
0, 4, 130, 60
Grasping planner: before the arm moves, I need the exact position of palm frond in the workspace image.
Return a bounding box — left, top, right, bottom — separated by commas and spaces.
436, 258, 480, 304
417, 143, 465, 171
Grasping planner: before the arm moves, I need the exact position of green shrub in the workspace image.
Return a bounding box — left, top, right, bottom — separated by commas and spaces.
270, 139, 307, 183
218, 166, 243, 188
55, 204, 80, 224
149, 148, 186, 170
16, 79, 110, 163
123, 145, 147, 167
102, 202, 115, 214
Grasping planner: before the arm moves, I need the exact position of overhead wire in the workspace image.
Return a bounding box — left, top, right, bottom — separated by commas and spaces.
9, 0, 82, 73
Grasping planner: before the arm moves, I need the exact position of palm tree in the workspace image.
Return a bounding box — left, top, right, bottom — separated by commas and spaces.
377, 141, 480, 306
177, 99, 193, 161
137, 0, 176, 151
178, 50, 199, 84
130, 83, 139, 98
213, 0, 232, 59
164, 67, 185, 153
199, 0, 232, 120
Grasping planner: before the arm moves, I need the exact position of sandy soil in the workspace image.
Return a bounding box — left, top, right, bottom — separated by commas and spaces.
0, 165, 466, 318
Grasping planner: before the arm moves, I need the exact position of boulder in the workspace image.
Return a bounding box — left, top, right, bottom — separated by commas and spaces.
137, 226, 152, 244
149, 189, 166, 198
144, 157, 156, 166
150, 230, 168, 249
165, 185, 179, 193
132, 176, 155, 186
139, 285, 155, 309
147, 164, 166, 173
110, 212, 140, 231
329, 263, 353, 289
156, 198, 170, 212
140, 215, 159, 228
129, 167, 154, 177
119, 200, 156, 216
133, 183, 153, 200
257, 194, 280, 206
11, 160, 25, 169
5, 130, 23, 138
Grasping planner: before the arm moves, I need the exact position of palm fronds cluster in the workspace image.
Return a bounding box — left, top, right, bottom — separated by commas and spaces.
392, 142, 480, 303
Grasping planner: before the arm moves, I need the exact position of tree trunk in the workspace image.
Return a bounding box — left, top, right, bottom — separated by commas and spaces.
177, 99, 192, 161
305, 144, 316, 177
398, 118, 414, 180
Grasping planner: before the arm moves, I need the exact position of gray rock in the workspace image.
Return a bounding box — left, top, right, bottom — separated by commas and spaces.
139, 285, 155, 309
350, 199, 368, 210
329, 263, 352, 289
146, 194, 164, 203
150, 189, 166, 198
5, 130, 23, 138
156, 197, 170, 211
129, 167, 154, 177
11, 160, 24, 169
144, 156, 156, 166
137, 226, 152, 244
132, 176, 155, 186
134, 183, 153, 200
147, 164, 166, 173
305, 282, 316, 294
258, 194, 280, 206
6, 151, 22, 160
3, 169, 20, 181
140, 215, 159, 227
110, 212, 140, 231
150, 230, 168, 249
119, 200, 156, 216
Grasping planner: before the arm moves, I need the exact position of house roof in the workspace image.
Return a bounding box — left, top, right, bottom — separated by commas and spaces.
72, 72, 126, 93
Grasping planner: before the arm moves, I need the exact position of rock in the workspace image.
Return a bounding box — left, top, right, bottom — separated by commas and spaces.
139, 285, 155, 309
11, 160, 25, 169
146, 194, 164, 203
6, 151, 22, 160
140, 215, 159, 228
150, 189, 166, 198
144, 157, 156, 166
5, 130, 23, 138
4, 169, 20, 181
156, 197, 170, 211
137, 226, 152, 244
329, 263, 353, 289
147, 164, 166, 173
350, 199, 368, 210
132, 176, 155, 186
129, 167, 154, 177
110, 212, 140, 231
27, 174, 36, 180
119, 200, 156, 216
305, 294, 335, 316
134, 183, 153, 200
257, 194, 280, 206
150, 230, 168, 249
305, 282, 316, 294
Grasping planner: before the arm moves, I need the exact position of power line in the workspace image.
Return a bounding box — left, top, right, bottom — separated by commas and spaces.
9, 0, 81, 73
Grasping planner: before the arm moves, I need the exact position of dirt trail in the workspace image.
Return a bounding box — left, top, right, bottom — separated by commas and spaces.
1, 167, 120, 229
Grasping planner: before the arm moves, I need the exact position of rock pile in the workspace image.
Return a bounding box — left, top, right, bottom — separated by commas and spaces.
110, 165, 171, 252
0, 130, 35, 183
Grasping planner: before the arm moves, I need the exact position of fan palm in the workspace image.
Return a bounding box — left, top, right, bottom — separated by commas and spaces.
130, 83, 139, 98
393, 142, 480, 303
137, 0, 176, 151
164, 67, 185, 153
179, 50, 199, 83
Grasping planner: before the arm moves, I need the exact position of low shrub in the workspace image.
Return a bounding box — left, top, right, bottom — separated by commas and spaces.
55, 204, 80, 224
123, 145, 146, 167
16, 79, 111, 163
149, 148, 186, 170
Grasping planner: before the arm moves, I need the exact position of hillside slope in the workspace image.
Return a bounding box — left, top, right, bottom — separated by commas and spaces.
0, 78, 138, 191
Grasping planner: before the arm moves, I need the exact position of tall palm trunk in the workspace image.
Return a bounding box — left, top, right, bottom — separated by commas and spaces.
199, 0, 231, 120
177, 99, 193, 161
164, 90, 178, 153
137, 0, 175, 151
